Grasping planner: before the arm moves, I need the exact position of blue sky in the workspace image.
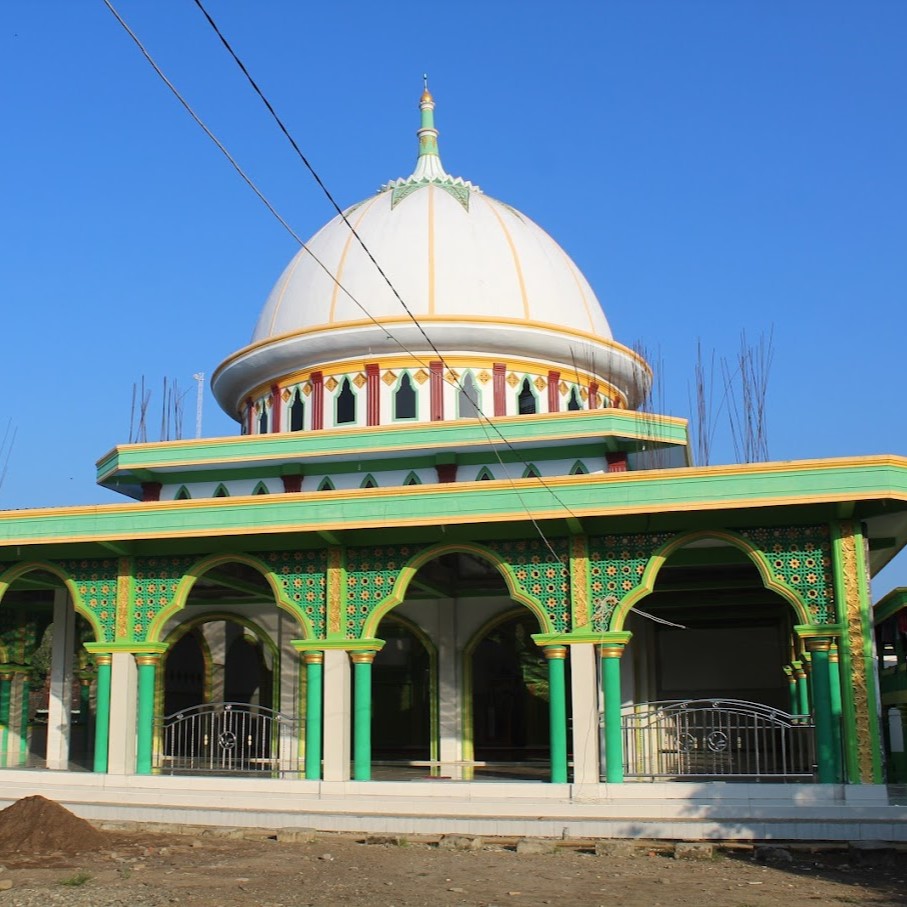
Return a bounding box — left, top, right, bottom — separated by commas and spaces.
2, 2, 905, 590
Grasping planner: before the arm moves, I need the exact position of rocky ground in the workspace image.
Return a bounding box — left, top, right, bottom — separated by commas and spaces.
0, 798, 904, 906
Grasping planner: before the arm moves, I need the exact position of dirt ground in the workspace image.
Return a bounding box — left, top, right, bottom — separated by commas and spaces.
0, 798, 904, 907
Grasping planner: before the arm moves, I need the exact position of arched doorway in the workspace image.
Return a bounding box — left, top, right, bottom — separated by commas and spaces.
155, 560, 300, 776
0, 568, 98, 771
469, 610, 554, 780
372, 616, 434, 772
619, 537, 818, 781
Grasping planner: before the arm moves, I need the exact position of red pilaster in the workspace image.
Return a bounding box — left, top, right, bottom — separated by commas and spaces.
270, 385, 282, 433
141, 482, 162, 502
282, 475, 303, 493
606, 451, 628, 473
311, 371, 324, 430
245, 398, 255, 435
366, 363, 380, 427
435, 463, 458, 483
493, 363, 506, 417
430, 361, 444, 421
589, 381, 599, 410
547, 370, 560, 413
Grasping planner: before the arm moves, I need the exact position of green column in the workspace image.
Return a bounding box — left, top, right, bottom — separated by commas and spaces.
544, 646, 569, 784
793, 660, 809, 717
783, 666, 798, 716
0, 674, 11, 770
352, 652, 374, 781
93, 656, 112, 774
304, 652, 323, 781
806, 639, 835, 783
599, 644, 625, 783
135, 655, 158, 776
828, 645, 843, 782
18, 678, 30, 766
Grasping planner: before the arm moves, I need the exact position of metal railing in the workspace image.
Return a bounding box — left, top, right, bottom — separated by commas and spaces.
620, 699, 815, 780
154, 702, 303, 776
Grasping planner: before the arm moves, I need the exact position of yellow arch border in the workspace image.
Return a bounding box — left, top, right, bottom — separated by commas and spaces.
609, 529, 812, 632
360, 542, 553, 640
0, 561, 105, 645
145, 553, 314, 644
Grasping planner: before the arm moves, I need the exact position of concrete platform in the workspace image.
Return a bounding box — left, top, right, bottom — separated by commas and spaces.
0, 770, 904, 842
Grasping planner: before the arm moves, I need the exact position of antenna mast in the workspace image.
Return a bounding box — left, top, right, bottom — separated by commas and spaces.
193, 372, 205, 439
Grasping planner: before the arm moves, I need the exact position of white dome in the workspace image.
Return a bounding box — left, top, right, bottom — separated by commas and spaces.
212, 88, 649, 420
253, 182, 611, 341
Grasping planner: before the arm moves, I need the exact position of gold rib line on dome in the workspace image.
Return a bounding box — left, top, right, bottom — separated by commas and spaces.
328, 194, 384, 323
481, 196, 530, 320
266, 244, 307, 337
427, 185, 436, 315
554, 242, 598, 334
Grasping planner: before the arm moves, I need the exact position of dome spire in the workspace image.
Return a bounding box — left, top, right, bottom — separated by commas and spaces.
412, 75, 448, 180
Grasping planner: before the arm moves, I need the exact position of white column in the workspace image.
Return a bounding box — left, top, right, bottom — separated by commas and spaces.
322, 649, 350, 781
569, 643, 600, 787
437, 599, 462, 779
106, 652, 137, 775
46, 588, 75, 770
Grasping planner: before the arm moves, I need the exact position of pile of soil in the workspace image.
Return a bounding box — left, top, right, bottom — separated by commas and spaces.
0, 795, 107, 854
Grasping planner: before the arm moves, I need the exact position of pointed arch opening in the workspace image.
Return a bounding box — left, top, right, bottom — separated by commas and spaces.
517, 377, 537, 415
289, 388, 305, 432
393, 373, 417, 421
360, 474, 378, 489
257, 406, 268, 435
567, 387, 582, 411
476, 467, 494, 482
175, 486, 191, 500
336, 377, 356, 425
569, 460, 588, 475
522, 464, 541, 479
213, 483, 229, 498
403, 471, 422, 486
317, 477, 335, 491
252, 481, 269, 495
458, 371, 482, 420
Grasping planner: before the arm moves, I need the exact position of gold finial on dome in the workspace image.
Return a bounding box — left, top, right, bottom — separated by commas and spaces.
421, 73, 433, 104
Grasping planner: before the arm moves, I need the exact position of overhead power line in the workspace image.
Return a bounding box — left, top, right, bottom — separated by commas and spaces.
104, 0, 585, 563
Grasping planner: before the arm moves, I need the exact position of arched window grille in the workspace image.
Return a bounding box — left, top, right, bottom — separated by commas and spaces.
458, 372, 481, 419
336, 378, 356, 425
517, 378, 537, 415
394, 373, 417, 420
290, 388, 305, 432
567, 387, 582, 411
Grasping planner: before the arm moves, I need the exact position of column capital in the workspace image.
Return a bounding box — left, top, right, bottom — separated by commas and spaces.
543, 645, 568, 660
351, 651, 376, 665
134, 654, 161, 668
94, 654, 112, 667
597, 644, 625, 659
303, 651, 324, 666
805, 637, 833, 653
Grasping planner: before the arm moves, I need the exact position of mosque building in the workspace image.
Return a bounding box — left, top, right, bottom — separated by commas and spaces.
1, 86, 906, 834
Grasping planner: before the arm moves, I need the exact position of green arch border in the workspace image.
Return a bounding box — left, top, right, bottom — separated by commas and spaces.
360, 541, 553, 641
145, 553, 315, 644
608, 528, 812, 632
0, 561, 104, 645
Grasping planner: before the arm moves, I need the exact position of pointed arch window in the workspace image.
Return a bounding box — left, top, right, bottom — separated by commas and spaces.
458, 372, 481, 419
567, 387, 582, 411
175, 486, 191, 500
403, 471, 421, 486
257, 406, 269, 434
570, 461, 589, 475
476, 467, 494, 481
336, 378, 356, 425
517, 378, 537, 415
360, 474, 378, 489
213, 483, 229, 498
394, 373, 417, 420
252, 481, 269, 495
289, 388, 305, 432
522, 464, 541, 478
317, 477, 335, 491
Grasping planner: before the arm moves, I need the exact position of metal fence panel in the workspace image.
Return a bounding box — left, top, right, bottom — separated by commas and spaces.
620, 699, 816, 780
154, 702, 303, 777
